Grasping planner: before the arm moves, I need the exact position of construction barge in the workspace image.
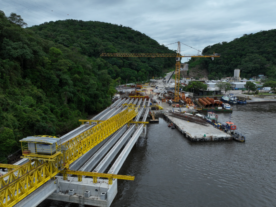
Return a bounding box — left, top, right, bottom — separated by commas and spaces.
196, 99, 233, 113
164, 113, 232, 142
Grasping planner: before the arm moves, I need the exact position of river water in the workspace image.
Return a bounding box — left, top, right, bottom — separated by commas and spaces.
112, 103, 276, 207
41, 103, 276, 207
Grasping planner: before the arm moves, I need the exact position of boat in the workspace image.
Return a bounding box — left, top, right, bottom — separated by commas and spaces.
233, 132, 245, 142
205, 112, 217, 124
222, 103, 231, 110
221, 95, 230, 103
229, 94, 237, 104
225, 121, 236, 131
168, 123, 175, 129
229, 98, 237, 104
195, 113, 205, 118
224, 121, 245, 142
237, 99, 247, 104
237, 98, 247, 105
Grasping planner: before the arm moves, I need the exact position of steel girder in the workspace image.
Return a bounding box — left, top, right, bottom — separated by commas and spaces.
0, 104, 138, 207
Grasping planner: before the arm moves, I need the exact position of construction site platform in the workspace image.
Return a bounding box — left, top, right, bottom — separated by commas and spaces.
164, 114, 232, 142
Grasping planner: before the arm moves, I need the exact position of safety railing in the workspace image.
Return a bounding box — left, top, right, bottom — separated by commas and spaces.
21, 142, 62, 162
61, 106, 138, 168
0, 160, 60, 207
0, 104, 139, 207
62, 170, 135, 185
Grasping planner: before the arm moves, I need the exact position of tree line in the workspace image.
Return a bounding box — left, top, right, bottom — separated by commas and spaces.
0, 11, 175, 161
188, 29, 276, 80
29, 19, 176, 83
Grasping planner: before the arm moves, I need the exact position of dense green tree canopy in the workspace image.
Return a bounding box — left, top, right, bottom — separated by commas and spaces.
216, 82, 231, 93
245, 81, 257, 93
0, 12, 175, 161
7, 12, 27, 28
188, 29, 276, 79
29, 19, 175, 82
185, 81, 207, 93
263, 80, 276, 91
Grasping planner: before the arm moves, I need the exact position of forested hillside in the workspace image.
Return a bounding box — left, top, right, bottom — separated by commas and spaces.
29, 20, 175, 82
0, 11, 175, 161
188, 29, 276, 80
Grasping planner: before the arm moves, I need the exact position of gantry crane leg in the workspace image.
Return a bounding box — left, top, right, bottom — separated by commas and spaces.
174, 61, 181, 102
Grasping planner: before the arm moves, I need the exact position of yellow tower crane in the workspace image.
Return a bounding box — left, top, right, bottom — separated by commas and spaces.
101, 41, 220, 102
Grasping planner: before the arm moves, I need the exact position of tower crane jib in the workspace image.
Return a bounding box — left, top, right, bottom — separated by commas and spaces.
101, 42, 220, 102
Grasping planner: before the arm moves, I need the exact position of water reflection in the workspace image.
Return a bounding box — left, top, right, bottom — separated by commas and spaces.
112, 104, 276, 207
39, 104, 276, 207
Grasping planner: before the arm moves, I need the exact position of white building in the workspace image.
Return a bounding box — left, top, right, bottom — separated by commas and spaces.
234, 69, 241, 81
206, 82, 217, 88
231, 82, 246, 89
263, 87, 271, 91
182, 79, 191, 85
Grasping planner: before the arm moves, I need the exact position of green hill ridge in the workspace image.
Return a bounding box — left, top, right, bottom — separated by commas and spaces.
188, 29, 276, 80
0, 11, 175, 161
29, 19, 175, 81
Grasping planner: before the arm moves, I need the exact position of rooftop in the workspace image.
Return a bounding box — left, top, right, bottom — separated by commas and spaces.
20, 136, 60, 145
231, 82, 247, 84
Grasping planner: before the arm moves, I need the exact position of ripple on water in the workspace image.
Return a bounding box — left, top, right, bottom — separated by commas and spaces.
112, 104, 276, 207
38, 104, 276, 207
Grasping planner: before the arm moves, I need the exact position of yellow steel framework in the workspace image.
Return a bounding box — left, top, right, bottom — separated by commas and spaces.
62, 170, 135, 185
127, 121, 148, 126
20, 146, 62, 162
79, 119, 104, 125
0, 104, 139, 207
128, 95, 148, 99
101, 41, 220, 102
122, 103, 135, 107
34, 135, 58, 138
0, 164, 20, 169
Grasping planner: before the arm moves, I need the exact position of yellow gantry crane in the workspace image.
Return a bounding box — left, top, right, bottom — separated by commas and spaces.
101, 41, 220, 102
0, 104, 142, 207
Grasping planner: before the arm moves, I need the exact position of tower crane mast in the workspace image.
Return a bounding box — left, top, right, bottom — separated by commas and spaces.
101, 41, 220, 102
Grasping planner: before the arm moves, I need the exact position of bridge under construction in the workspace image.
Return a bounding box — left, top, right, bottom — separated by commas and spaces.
0, 97, 150, 207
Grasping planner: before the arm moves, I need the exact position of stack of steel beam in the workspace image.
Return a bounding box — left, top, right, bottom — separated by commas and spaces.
108, 99, 151, 175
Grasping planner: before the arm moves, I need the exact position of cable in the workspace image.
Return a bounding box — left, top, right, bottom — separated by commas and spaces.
164, 42, 178, 46
181, 42, 201, 53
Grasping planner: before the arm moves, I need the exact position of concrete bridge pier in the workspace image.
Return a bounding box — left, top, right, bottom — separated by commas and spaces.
48, 176, 117, 207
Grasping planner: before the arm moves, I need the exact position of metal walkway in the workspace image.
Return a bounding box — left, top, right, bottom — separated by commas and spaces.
2, 97, 150, 207
47, 98, 151, 206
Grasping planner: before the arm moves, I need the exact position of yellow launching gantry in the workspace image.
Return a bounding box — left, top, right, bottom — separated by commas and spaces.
0, 104, 140, 207
101, 41, 220, 102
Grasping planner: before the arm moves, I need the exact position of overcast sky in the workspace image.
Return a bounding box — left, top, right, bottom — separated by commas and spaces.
2, 0, 276, 60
